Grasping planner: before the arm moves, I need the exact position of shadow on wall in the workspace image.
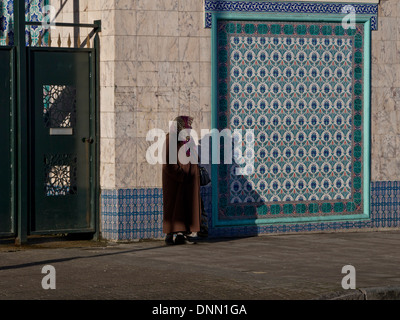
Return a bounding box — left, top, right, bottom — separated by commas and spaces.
198, 133, 259, 238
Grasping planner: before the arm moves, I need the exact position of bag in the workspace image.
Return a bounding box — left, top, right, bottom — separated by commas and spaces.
199, 166, 211, 186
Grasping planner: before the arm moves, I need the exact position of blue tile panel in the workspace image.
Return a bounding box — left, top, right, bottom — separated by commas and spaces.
101, 188, 164, 241
204, 1, 378, 30
0, 0, 48, 46
101, 182, 400, 240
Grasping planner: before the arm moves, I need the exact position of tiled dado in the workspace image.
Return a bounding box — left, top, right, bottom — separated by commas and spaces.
101, 188, 164, 241
101, 181, 400, 241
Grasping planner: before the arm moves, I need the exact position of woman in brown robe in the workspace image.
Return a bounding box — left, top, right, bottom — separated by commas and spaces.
162, 116, 201, 245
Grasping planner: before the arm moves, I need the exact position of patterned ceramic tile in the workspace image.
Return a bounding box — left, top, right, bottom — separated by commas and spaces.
216, 20, 366, 222
204, 1, 378, 30
100, 182, 400, 240
101, 188, 164, 240
0, 0, 48, 46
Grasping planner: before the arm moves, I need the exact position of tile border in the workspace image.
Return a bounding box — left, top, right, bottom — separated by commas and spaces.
203, 0, 378, 30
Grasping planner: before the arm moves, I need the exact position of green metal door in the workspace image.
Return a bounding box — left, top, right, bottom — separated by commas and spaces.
0, 48, 14, 236
29, 49, 95, 233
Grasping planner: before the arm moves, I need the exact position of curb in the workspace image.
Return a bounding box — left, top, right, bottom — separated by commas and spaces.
315, 286, 400, 300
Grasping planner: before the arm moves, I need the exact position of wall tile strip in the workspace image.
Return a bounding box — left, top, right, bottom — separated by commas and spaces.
101, 181, 400, 241
203, 0, 378, 30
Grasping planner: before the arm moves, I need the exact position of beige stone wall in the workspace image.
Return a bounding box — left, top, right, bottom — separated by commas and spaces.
115, 0, 211, 189
48, 0, 400, 188
94, 0, 211, 189
370, 0, 400, 181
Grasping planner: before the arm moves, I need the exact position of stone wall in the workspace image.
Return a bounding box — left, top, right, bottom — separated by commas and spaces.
370, 0, 400, 181
112, 0, 211, 190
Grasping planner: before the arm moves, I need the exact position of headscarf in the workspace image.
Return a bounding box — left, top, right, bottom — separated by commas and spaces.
173, 116, 193, 157
174, 116, 193, 134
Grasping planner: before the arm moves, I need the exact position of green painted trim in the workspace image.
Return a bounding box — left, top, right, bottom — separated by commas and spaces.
363, 19, 371, 218
93, 32, 101, 241
213, 11, 372, 23
213, 213, 370, 228
10, 47, 16, 236
210, 14, 372, 229
30, 228, 96, 235
89, 49, 96, 234
26, 21, 101, 29
15, 0, 28, 245
26, 47, 94, 53
207, 0, 379, 3
211, 13, 219, 230
0, 47, 16, 237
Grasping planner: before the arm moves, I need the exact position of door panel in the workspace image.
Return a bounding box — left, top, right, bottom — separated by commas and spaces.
29, 50, 94, 233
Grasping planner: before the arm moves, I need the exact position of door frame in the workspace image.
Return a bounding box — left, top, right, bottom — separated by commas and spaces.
0, 46, 16, 237
210, 12, 372, 228
11, 0, 101, 244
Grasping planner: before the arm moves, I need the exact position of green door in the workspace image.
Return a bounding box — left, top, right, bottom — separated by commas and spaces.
29, 49, 95, 233
0, 48, 14, 236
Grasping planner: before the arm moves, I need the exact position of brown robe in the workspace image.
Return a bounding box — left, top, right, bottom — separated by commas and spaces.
162, 134, 201, 234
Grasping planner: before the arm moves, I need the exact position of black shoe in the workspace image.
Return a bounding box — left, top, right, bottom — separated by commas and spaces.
175, 234, 197, 245
165, 234, 174, 246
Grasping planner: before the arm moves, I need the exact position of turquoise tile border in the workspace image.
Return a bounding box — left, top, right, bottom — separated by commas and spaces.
211, 12, 372, 228
204, 0, 378, 30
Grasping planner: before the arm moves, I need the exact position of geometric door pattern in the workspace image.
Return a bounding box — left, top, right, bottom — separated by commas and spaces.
216, 21, 365, 221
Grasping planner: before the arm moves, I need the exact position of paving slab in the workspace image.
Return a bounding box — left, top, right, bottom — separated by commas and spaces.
0, 230, 400, 300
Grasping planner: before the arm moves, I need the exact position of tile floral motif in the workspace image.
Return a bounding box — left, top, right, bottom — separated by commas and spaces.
0, 0, 47, 46
204, 1, 378, 30
216, 21, 365, 221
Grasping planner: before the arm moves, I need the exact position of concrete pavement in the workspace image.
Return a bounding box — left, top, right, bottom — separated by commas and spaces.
1, 230, 400, 300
